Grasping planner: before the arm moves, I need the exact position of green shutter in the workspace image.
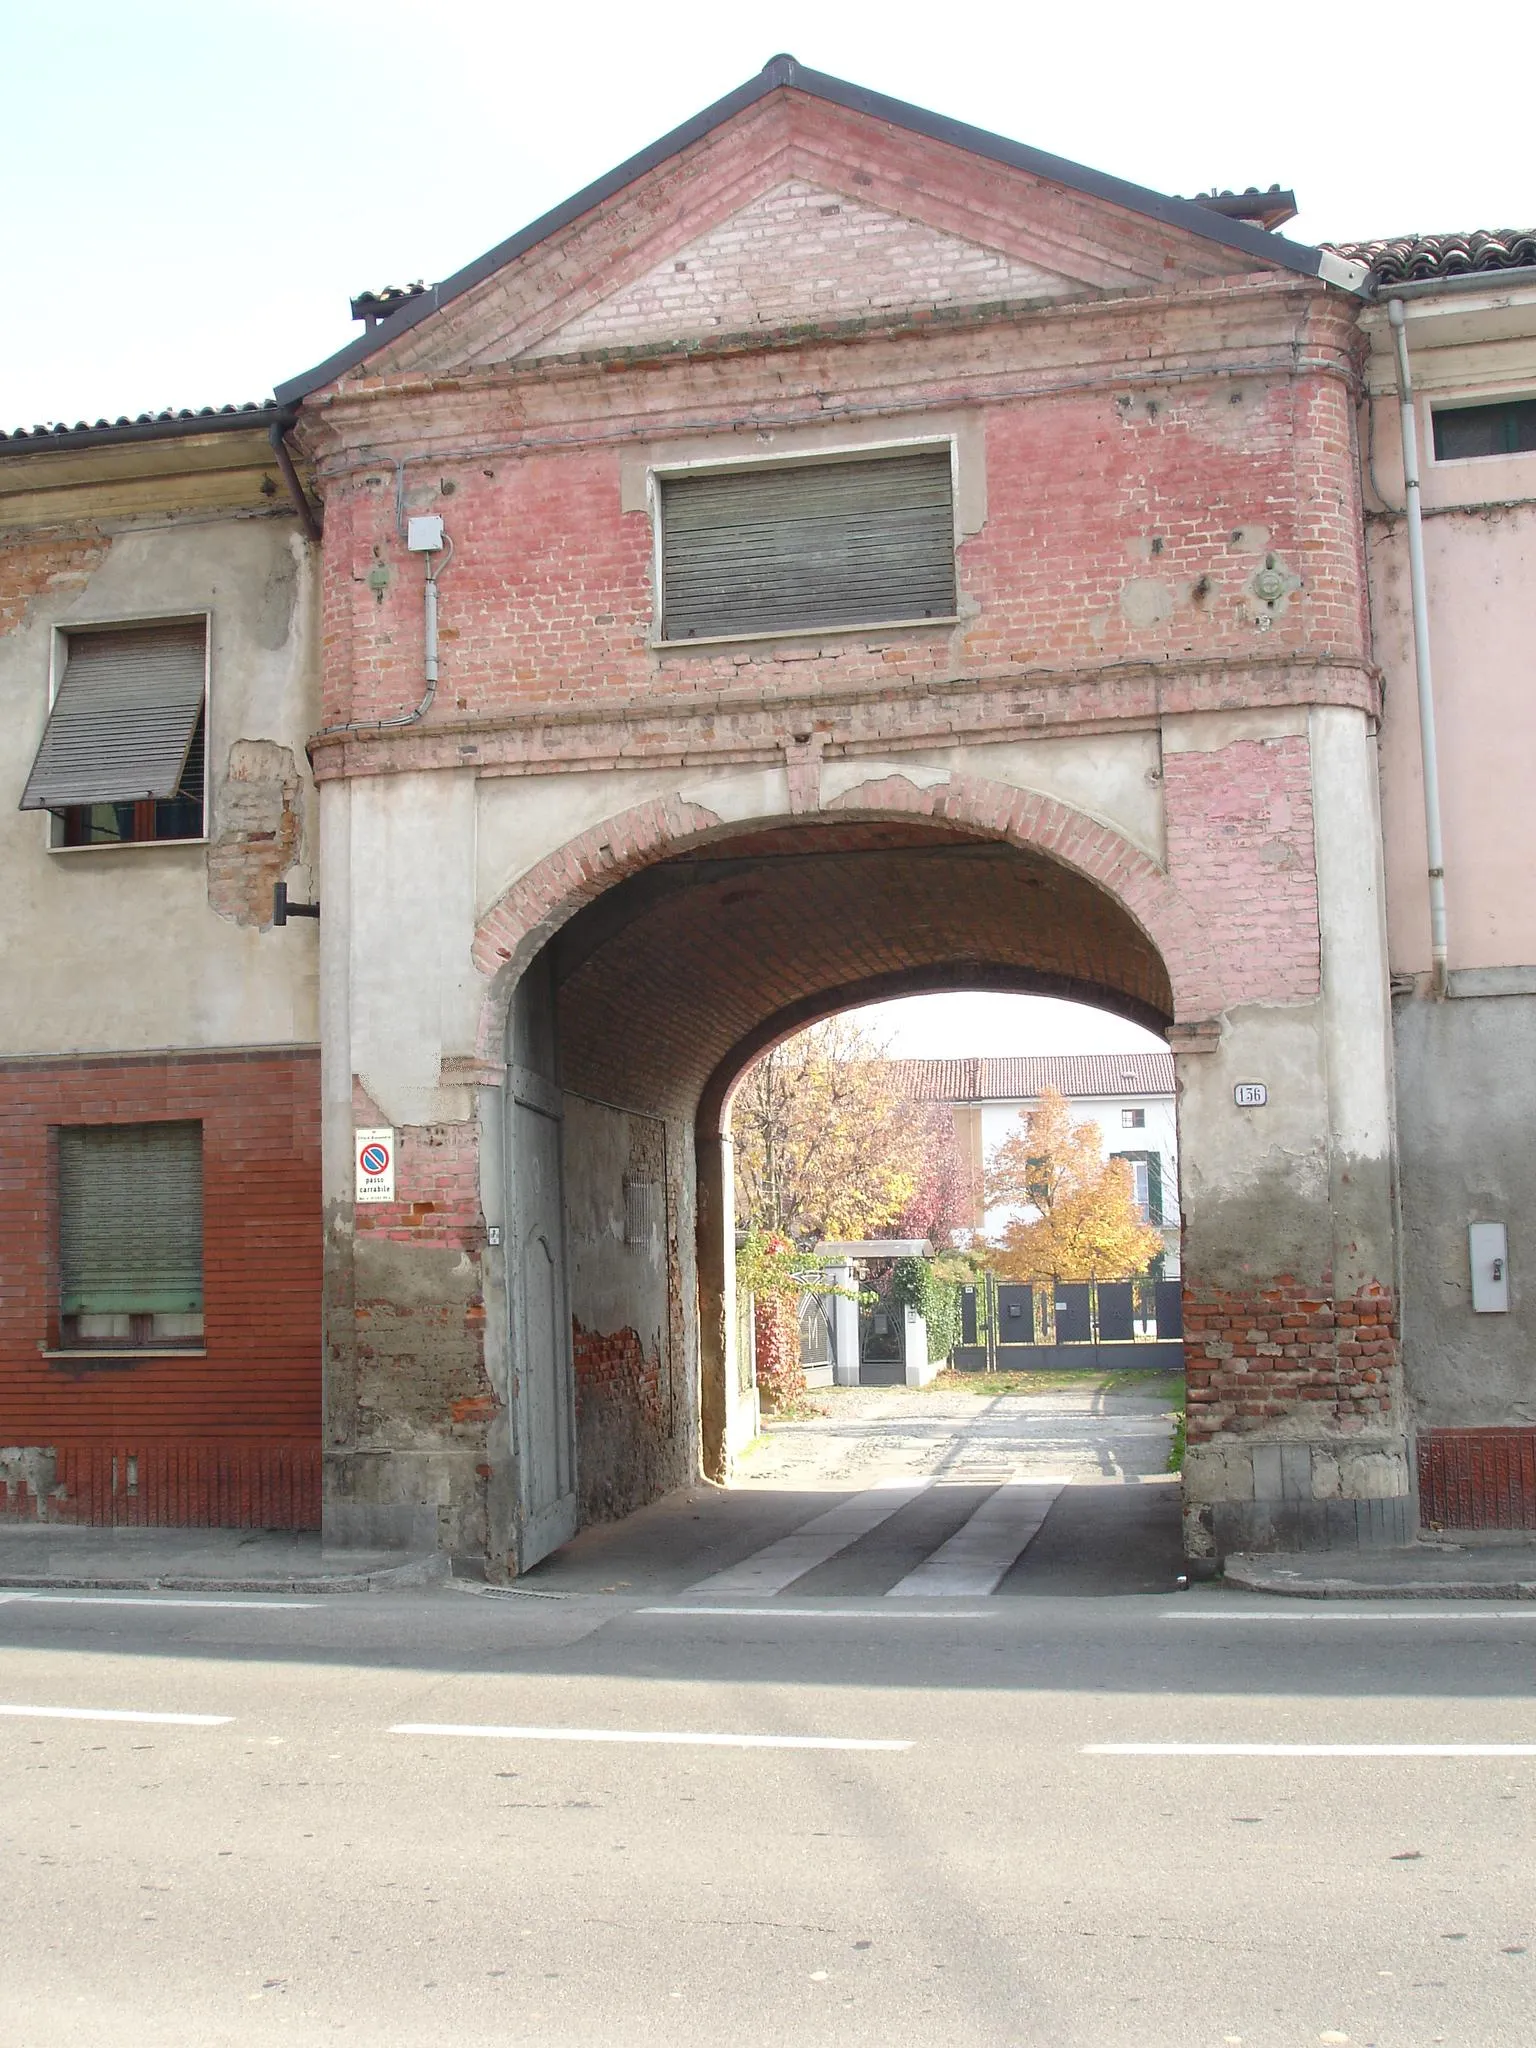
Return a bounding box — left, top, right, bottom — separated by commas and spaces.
1146, 1152, 1164, 1225
20, 622, 206, 812
660, 450, 955, 640
59, 1123, 204, 1315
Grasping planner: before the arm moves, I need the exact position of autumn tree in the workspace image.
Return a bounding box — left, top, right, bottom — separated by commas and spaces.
732, 1015, 925, 1242
895, 1101, 972, 1250
985, 1087, 1164, 1282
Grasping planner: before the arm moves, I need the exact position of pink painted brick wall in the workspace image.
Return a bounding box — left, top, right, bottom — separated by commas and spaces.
1164, 737, 1321, 1004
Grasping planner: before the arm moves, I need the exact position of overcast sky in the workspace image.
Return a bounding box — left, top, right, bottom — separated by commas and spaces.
4, 0, 1531, 429
6, 2, 1521, 1062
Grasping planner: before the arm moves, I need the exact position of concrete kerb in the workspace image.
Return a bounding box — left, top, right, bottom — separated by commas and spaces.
1224, 1546, 1536, 1599
0, 1553, 449, 1596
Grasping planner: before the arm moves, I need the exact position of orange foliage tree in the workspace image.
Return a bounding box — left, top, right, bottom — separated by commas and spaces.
732, 1016, 924, 1242
985, 1087, 1164, 1283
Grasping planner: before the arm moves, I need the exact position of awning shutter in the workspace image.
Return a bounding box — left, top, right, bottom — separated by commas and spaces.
20, 622, 206, 811
660, 450, 955, 640
59, 1122, 204, 1315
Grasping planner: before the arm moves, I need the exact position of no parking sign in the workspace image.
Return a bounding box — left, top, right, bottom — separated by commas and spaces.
355, 1127, 395, 1204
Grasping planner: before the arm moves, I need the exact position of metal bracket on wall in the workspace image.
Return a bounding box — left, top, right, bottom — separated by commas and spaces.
272, 882, 319, 926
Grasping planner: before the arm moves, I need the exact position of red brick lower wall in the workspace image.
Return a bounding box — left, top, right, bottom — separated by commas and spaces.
0, 1047, 321, 1528
1419, 1429, 1536, 1532
0, 1441, 321, 1529
572, 1319, 667, 1524
1184, 1283, 1396, 1439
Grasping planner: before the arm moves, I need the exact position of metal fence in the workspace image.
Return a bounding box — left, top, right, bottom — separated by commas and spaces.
952, 1275, 1183, 1373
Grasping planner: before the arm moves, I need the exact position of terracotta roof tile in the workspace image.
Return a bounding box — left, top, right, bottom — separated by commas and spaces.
0, 400, 279, 447
1323, 229, 1536, 285
888, 1052, 1174, 1102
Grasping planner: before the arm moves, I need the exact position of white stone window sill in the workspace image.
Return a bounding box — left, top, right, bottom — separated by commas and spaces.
45, 1349, 208, 1361
45, 837, 208, 857
652, 614, 960, 652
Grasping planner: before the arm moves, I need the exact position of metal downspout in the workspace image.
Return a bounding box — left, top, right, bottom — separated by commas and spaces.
268, 416, 323, 546
1387, 298, 1449, 996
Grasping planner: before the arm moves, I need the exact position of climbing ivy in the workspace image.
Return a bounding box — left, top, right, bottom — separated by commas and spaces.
891, 1255, 963, 1365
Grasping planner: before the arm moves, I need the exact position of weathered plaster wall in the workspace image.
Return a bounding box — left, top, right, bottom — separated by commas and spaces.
0, 516, 320, 1055
318, 771, 493, 1552
1373, 498, 1536, 973
564, 1095, 694, 1524
1395, 993, 1536, 1429
1363, 286, 1536, 1522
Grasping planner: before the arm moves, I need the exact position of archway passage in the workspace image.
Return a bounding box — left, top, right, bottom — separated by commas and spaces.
551, 817, 1173, 1124
511, 812, 1175, 1553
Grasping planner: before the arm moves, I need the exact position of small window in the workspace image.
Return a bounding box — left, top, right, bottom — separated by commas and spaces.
21, 620, 208, 844
1111, 1149, 1163, 1225
657, 449, 955, 641
1121, 1106, 1146, 1129
57, 1122, 204, 1349
1432, 398, 1536, 463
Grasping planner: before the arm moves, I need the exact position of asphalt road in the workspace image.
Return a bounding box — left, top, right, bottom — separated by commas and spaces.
4, 1481, 1536, 2046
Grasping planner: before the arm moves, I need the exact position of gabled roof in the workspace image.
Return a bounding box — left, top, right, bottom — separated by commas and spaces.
277, 54, 1349, 407
890, 1052, 1175, 1103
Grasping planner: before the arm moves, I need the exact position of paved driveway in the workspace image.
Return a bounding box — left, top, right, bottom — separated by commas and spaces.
522, 1378, 1183, 1600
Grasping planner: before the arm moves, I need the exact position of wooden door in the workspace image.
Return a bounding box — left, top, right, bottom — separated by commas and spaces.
507, 1067, 577, 1571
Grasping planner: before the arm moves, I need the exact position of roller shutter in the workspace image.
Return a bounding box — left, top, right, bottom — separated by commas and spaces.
20, 621, 207, 812
659, 450, 955, 640
59, 1122, 204, 1316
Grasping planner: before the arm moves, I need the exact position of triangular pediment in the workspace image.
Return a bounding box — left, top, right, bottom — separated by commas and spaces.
531, 179, 1076, 358
282, 63, 1327, 402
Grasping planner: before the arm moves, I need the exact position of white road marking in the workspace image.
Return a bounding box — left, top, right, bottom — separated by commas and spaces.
639, 1605, 997, 1619
886, 1479, 1065, 1597
1086, 1742, 1536, 1757
392, 1722, 911, 1751
683, 1481, 930, 1597
0, 1593, 317, 1611
1166, 1609, 1536, 1622
0, 1703, 231, 1727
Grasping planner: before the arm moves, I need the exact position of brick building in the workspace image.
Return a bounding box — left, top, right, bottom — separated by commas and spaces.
3, 57, 1526, 1558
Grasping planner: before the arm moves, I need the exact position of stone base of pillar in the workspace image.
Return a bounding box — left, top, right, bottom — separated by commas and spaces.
1182, 1437, 1415, 1558
323, 1446, 488, 1555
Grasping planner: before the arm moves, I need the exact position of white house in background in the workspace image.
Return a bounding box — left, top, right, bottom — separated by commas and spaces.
889, 1052, 1180, 1277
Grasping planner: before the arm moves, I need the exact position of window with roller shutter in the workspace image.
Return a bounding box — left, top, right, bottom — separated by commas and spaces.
21, 619, 208, 846
656, 448, 956, 642
56, 1122, 204, 1350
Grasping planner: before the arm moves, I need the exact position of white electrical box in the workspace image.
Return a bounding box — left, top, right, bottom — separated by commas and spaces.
1469, 1222, 1510, 1313
406, 514, 444, 553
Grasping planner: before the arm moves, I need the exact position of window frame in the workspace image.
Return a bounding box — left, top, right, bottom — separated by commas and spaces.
1120, 1105, 1146, 1129
40, 610, 212, 855
1429, 391, 1536, 466
646, 436, 961, 650
47, 1118, 207, 1360
1110, 1147, 1162, 1226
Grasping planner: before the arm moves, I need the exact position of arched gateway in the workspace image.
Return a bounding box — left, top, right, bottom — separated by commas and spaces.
293, 60, 1406, 1571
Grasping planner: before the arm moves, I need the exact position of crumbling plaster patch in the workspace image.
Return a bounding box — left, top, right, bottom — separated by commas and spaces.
207, 739, 305, 927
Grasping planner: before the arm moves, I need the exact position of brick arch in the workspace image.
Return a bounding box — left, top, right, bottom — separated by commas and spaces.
471, 773, 1222, 1060
694, 961, 1172, 1144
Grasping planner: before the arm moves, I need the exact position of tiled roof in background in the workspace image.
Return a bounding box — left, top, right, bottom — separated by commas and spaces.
889, 1052, 1174, 1103
1, 400, 280, 447
1324, 229, 1536, 286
